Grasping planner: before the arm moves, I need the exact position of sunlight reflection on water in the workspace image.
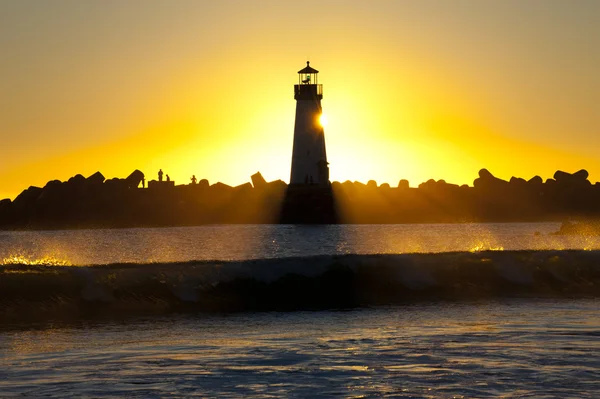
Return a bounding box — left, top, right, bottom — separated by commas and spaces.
0, 223, 597, 265
0, 301, 598, 397
1, 224, 600, 397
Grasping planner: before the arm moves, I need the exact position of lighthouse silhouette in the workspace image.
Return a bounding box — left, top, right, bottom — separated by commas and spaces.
290, 61, 330, 186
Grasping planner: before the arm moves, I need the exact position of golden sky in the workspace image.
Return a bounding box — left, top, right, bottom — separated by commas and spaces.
1, 0, 599, 199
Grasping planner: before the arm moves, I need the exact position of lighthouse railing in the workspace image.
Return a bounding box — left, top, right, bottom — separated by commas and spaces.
294, 84, 323, 100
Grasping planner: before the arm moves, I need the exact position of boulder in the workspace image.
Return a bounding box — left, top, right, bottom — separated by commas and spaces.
267, 179, 287, 190
126, 170, 145, 189
418, 179, 436, 189
509, 177, 527, 189
43, 179, 63, 190
104, 177, 128, 189
199, 179, 209, 188
0, 199, 11, 224
380, 183, 391, 189
38, 180, 64, 203
367, 180, 377, 189
13, 186, 43, 206
68, 174, 86, 185
573, 169, 589, 180
479, 169, 494, 179
553, 170, 571, 182
473, 169, 508, 189
251, 172, 267, 189
554, 169, 590, 185
210, 182, 233, 193
234, 182, 253, 192
528, 176, 543, 185
397, 179, 409, 189
86, 171, 105, 185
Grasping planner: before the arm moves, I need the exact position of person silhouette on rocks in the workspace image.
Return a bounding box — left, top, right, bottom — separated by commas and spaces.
158, 169, 164, 182
191, 175, 197, 184
166, 174, 170, 182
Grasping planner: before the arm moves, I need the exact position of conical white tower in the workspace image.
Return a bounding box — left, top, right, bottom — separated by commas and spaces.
290, 61, 329, 186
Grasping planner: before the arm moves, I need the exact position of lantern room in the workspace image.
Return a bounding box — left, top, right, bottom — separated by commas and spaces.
294, 61, 323, 100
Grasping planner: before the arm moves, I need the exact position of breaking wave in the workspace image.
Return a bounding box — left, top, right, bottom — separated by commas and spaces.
2, 250, 599, 322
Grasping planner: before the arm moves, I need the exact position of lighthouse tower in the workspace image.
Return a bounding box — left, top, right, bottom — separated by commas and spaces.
290, 61, 329, 186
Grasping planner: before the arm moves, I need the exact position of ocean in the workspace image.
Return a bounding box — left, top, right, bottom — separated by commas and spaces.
1, 223, 599, 397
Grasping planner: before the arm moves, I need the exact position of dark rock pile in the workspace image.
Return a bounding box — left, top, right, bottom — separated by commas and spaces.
332, 168, 600, 223
0, 171, 286, 229
1, 168, 600, 228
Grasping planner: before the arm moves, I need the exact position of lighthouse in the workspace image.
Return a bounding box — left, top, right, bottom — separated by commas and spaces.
290, 61, 329, 186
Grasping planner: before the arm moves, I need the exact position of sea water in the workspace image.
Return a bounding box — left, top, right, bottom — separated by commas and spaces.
1, 223, 599, 397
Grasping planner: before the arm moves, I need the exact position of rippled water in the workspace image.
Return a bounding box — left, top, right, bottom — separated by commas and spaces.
1, 301, 599, 397
1, 222, 599, 265
1, 224, 599, 397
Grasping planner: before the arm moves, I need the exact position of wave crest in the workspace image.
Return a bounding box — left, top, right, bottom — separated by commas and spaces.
1, 250, 599, 322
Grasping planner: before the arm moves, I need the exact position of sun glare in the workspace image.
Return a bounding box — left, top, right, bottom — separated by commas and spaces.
319, 113, 329, 127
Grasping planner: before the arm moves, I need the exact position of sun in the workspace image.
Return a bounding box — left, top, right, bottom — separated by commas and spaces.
319, 113, 329, 127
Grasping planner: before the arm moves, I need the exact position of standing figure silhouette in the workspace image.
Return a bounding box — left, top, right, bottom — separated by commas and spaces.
158, 169, 163, 182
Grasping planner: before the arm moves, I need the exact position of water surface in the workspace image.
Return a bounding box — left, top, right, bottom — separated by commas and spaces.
1, 224, 598, 397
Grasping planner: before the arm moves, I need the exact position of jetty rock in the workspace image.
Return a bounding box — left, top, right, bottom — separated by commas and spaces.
509, 177, 528, 189
554, 169, 589, 184
528, 175, 543, 185
251, 172, 267, 189
37, 180, 64, 204
68, 174, 86, 186
397, 179, 409, 189
86, 171, 105, 185
418, 179, 436, 189
267, 179, 287, 190
0, 199, 11, 213
126, 170, 144, 189
573, 169, 589, 180
234, 182, 253, 192
0, 199, 12, 224
14, 186, 43, 206
473, 169, 508, 189
478, 169, 494, 179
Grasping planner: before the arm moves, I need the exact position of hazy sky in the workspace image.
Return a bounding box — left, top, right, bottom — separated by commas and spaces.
1, 0, 599, 199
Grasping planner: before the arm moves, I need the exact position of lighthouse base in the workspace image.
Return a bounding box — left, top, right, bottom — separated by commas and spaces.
279, 185, 338, 224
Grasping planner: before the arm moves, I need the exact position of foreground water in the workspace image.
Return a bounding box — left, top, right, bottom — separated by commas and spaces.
1, 223, 598, 265
1, 223, 599, 397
